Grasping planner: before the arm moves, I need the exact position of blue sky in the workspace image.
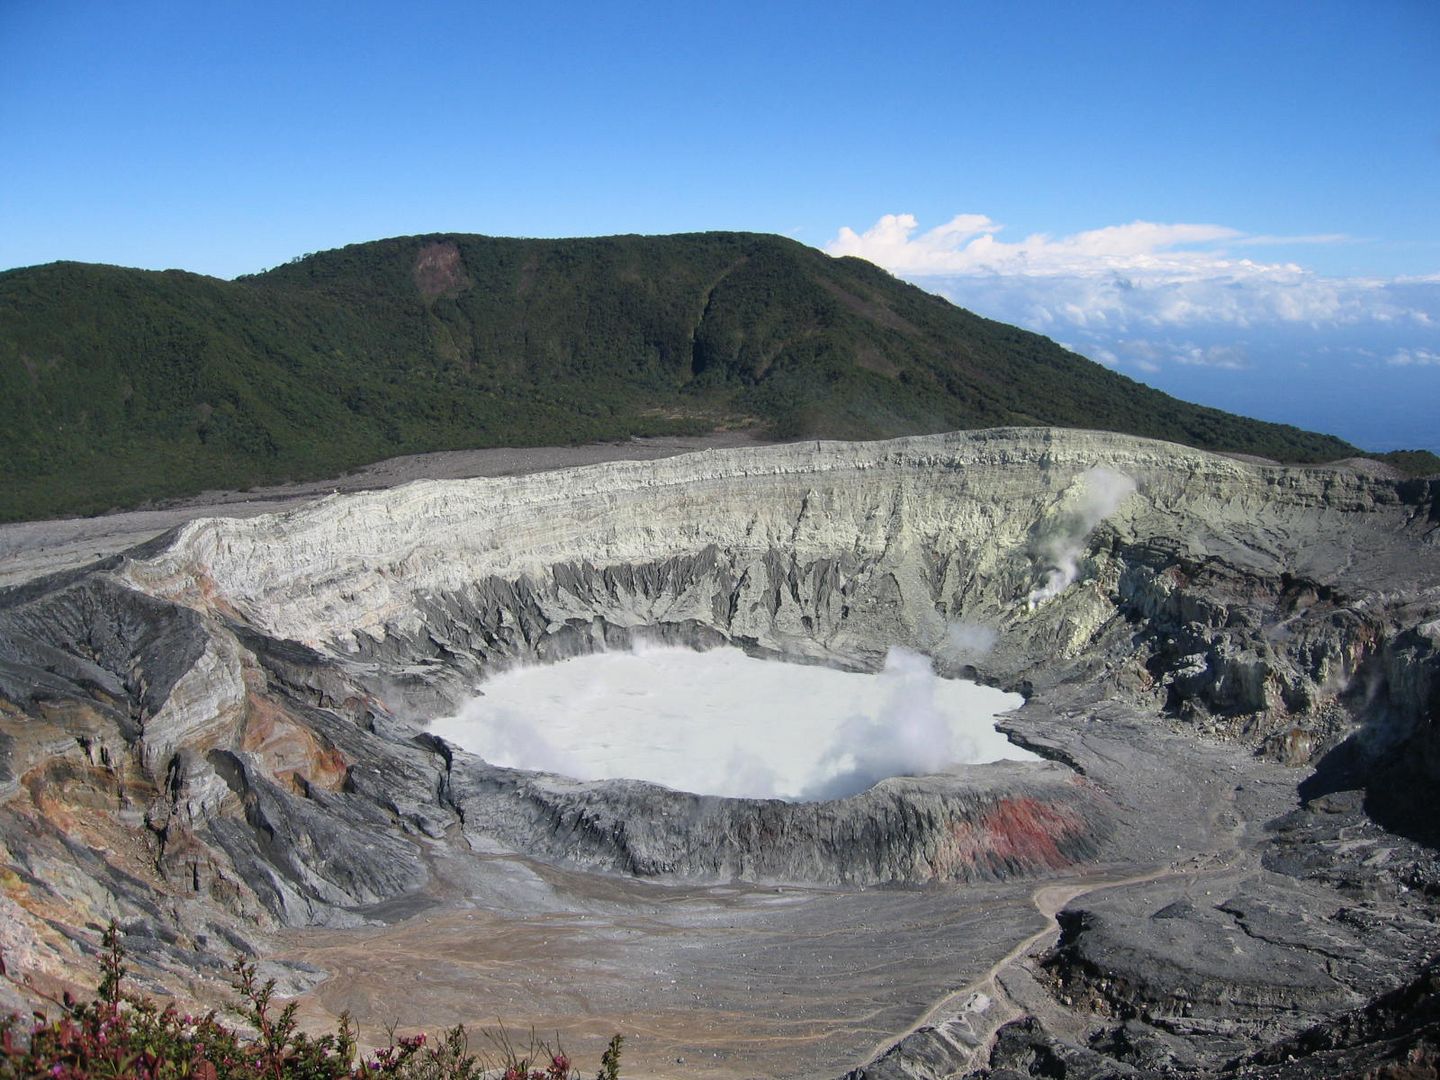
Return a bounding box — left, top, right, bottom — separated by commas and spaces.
2, 1, 1437, 449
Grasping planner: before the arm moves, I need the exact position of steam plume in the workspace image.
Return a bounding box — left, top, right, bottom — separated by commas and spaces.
1026, 467, 1136, 609
431, 645, 1030, 803
801, 648, 983, 800
946, 621, 998, 658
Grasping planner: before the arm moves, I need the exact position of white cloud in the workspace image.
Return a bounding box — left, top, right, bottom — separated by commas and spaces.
1233, 233, 1353, 247
826, 212, 1250, 279
926, 271, 1430, 334
826, 213, 1003, 274
1388, 348, 1440, 367
1088, 345, 1120, 367
824, 213, 1440, 333
1174, 343, 1248, 370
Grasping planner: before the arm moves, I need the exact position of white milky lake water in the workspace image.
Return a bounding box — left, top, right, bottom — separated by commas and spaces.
428, 645, 1033, 801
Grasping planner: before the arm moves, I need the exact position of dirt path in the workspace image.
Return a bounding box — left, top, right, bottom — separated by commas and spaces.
852, 756, 1258, 1077
851, 864, 1179, 1073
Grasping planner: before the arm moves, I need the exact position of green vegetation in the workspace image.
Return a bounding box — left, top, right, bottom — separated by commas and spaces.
1372, 449, 1440, 478
0, 231, 1390, 522
1, 922, 622, 1079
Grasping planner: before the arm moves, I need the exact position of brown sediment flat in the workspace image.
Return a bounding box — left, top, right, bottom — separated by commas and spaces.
275, 851, 1049, 1080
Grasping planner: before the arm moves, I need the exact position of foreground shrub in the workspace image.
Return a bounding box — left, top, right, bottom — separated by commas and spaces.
0, 922, 621, 1079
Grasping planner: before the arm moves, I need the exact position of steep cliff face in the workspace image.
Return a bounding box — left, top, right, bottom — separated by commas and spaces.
1, 428, 1438, 1075
447, 759, 1108, 885
120, 427, 1440, 764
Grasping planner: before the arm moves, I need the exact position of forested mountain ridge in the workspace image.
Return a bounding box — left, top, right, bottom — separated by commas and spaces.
0, 231, 1374, 521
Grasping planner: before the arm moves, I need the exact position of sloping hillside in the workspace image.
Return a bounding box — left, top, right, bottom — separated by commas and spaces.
0, 231, 1361, 521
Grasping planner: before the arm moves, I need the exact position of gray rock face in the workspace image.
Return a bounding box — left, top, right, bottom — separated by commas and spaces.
1, 427, 1438, 1077
449, 757, 1110, 885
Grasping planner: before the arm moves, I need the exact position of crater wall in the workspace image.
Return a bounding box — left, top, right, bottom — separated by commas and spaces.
2, 428, 1438, 1076
120, 427, 1440, 762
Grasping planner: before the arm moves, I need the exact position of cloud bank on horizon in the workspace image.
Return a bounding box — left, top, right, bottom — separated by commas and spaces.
825, 214, 1440, 453
825, 212, 1437, 330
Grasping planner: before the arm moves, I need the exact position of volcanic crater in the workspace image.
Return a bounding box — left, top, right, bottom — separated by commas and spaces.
2, 428, 1439, 1078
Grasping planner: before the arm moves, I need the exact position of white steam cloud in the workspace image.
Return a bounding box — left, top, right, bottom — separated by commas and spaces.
427, 646, 1031, 802
801, 648, 981, 800
1026, 467, 1136, 609
453, 704, 583, 779
945, 621, 998, 658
